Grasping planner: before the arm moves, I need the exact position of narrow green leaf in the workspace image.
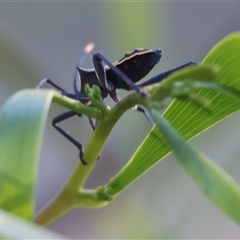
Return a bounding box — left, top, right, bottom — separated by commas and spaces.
151, 109, 240, 224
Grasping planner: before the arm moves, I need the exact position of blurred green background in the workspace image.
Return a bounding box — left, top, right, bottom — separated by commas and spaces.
0, 2, 240, 239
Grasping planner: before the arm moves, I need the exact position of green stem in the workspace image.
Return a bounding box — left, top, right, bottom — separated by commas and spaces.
53, 91, 103, 119
34, 92, 145, 226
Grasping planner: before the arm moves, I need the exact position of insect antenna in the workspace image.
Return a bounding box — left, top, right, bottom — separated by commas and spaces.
76, 42, 95, 68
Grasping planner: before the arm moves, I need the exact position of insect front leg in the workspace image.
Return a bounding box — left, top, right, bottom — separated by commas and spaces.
35, 78, 67, 92
137, 61, 198, 88
52, 110, 87, 165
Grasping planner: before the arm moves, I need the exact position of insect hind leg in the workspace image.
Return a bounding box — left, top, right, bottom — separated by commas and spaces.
52, 110, 87, 165
134, 106, 155, 126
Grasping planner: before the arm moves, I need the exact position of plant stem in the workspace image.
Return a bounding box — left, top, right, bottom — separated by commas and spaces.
34, 92, 144, 226
53, 91, 103, 119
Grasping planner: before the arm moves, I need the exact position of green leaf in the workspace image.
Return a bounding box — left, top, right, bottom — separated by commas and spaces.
0, 90, 55, 220
0, 209, 66, 239
107, 32, 240, 193
150, 109, 240, 224
0, 88, 103, 221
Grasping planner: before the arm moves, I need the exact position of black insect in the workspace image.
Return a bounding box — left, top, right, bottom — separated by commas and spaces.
36, 43, 196, 164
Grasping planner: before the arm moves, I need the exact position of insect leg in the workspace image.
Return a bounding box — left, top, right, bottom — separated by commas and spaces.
134, 61, 198, 125
52, 110, 87, 165
88, 117, 96, 130
92, 52, 145, 95
87, 116, 101, 161
109, 93, 155, 126
36, 80, 90, 103
35, 78, 67, 92
138, 61, 198, 88
134, 106, 155, 126
62, 92, 89, 101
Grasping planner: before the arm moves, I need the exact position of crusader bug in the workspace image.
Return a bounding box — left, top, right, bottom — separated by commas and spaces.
36, 43, 197, 164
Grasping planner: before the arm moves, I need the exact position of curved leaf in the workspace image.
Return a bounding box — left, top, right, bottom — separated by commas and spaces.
0, 90, 55, 220
0, 88, 102, 221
